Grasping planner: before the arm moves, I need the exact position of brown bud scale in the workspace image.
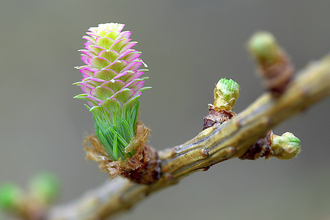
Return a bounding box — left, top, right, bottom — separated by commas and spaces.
258, 51, 294, 97
239, 130, 273, 160
119, 145, 161, 185
203, 105, 236, 130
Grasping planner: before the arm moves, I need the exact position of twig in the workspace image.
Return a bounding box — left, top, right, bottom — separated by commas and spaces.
47, 55, 330, 220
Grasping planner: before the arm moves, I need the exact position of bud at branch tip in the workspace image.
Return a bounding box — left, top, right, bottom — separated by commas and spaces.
271, 132, 301, 160
247, 31, 279, 65
214, 78, 240, 111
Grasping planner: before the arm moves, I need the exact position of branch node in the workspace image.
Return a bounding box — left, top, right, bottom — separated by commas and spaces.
163, 173, 174, 181
201, 148, 209, 158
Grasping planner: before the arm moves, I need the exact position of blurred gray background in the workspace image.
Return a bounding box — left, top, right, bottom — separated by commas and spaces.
1, 0, 330, 219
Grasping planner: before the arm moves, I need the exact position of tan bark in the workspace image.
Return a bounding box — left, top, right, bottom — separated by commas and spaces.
46, 55, 330, 220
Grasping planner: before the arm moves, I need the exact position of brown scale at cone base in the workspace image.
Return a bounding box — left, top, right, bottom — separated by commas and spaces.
84, 121, 161, 185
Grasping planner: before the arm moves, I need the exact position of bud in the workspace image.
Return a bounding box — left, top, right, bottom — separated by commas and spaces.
271, 132, 301, 160
29, 173, 60, 205
0, 183, 22, 210
247, 31, 293, 97
203, 78, 239, 130
213, 78, 240, 111
247, 32, 279, 65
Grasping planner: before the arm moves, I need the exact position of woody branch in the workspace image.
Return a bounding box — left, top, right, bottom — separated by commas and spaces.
47, 54, 330, 220
1, 27, 329, 220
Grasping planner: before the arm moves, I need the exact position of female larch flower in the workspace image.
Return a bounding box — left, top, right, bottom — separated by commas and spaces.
74, 23, 150, 161
74, 23, 161, 185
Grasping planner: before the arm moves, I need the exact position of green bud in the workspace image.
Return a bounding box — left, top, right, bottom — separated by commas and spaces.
271, 132, 301, 160
29, 173, 60, 204
248, 32, 279, 64
0, 183, 22, 210
214, 78, 240, 111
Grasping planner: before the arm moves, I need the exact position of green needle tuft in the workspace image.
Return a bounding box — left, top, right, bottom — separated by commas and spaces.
92, 101, 139, 160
